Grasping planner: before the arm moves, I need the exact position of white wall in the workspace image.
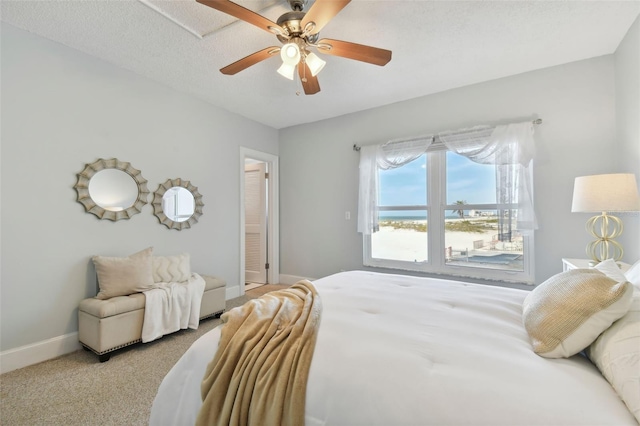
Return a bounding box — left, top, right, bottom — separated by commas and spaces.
279, 54, 637, 285
0, 24, 278, 353
615, 16, 640, 261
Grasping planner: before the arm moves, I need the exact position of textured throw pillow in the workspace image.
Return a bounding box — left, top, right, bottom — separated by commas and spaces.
587, 290, 640, 423
152, 253, 191, 283
522, 269, 633, 358
93, 247, 155, 300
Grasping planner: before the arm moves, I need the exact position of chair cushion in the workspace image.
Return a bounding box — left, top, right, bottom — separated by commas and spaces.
80, 275, 224, 319
203, 275, 226, 291
80, 293, 146, 318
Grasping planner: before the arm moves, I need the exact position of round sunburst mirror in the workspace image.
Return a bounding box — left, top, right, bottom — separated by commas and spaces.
74, 158, 149, 221
152, 178, 204, 230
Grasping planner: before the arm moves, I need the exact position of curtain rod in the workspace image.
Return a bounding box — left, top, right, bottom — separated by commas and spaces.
352, 118, 543, 152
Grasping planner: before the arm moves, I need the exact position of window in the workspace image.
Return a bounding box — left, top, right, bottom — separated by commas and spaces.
373, 154, 428, 263
443, 151, 526, 275
360, 122, 536, 284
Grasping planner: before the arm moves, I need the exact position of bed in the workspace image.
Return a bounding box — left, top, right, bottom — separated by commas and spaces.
149, 270, 638, 425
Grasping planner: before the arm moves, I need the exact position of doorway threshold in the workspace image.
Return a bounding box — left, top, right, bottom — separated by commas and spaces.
245, 283, 265, 291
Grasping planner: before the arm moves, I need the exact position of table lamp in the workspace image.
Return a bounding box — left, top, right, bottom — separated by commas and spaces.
571, 173, 640, 265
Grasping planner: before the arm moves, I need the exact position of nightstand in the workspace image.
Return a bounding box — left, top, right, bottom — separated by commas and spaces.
562, 258, 631, 273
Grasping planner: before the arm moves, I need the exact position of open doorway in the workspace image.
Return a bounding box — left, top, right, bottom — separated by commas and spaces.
244, 160, 268, 291
240, 148, 279, 296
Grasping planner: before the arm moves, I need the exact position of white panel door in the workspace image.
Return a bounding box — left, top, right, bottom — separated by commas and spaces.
245, 162, 267, 284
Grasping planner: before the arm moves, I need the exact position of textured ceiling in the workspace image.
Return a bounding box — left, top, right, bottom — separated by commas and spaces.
2, 0, 639, 129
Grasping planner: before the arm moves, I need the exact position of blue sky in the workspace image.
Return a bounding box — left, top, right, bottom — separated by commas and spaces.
379, 153, 496, 208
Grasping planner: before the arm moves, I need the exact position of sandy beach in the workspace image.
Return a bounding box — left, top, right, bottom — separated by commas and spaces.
372, 227, 489, 261
371, 217, 523, 265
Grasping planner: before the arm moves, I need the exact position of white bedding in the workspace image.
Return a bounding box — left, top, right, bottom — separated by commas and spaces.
150, 271, 637, 425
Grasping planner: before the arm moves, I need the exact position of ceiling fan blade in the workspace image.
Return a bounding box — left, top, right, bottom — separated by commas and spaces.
220, 46, 280, 75
298, 63, 320, 95
197, 0, 280, 34
317, 38, 391, 66
301, 0, 351, 35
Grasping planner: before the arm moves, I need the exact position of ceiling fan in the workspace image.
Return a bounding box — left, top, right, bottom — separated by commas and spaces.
196, 0, 392, 95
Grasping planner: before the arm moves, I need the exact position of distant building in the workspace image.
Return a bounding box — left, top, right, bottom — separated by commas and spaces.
469, 210, 496, 217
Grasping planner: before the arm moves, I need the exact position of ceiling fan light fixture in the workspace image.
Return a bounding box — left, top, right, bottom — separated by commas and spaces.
199, 0, 392, 95
305, 52, 326, 77
277, 62, 297, 80
280, 42, 301, 66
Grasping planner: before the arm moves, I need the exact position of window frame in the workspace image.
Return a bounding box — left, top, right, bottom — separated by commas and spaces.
363, 149, 535, 284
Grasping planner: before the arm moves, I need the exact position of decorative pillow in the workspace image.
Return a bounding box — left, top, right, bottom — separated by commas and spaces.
93, 247, 155, 300
595, 258, 628, 283
522, 269, 633, 358
152, 253, 191, 283
587, 290, 640, 423
625, 259, 640, 289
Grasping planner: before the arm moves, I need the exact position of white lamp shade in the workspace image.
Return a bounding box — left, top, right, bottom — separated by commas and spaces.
305, 52, 326, 77
277, 62, 296, 80
280, 43, 300, 65
571, 173, 640, 212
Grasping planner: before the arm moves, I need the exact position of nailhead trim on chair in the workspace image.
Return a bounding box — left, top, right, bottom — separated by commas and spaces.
83, 339, 142, 356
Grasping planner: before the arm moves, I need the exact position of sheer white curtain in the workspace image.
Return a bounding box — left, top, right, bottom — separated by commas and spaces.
439, 121, 537, 235
357, 137, 433, 234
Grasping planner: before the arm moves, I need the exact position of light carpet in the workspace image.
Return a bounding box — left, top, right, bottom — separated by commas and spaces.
0, 286, 287, 425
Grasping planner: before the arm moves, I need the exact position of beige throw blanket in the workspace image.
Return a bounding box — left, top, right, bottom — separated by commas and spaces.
196, 280, 322, 426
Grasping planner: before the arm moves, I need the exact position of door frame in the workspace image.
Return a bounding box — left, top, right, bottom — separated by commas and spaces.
239, 147, 279, 296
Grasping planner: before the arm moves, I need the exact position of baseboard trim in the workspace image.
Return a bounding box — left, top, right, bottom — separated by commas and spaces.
0, 332, 82, 374
226, 285, 241, 300
279, 274, 316, 285
1, 281, 309, 373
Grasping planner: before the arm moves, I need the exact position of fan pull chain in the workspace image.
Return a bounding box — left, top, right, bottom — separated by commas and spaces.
301, 58, 308, 83
296, 61, 308, 96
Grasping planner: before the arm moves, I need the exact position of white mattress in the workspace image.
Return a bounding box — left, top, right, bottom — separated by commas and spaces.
150, 271, 636, 425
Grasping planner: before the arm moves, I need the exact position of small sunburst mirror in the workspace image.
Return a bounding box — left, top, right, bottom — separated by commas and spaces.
152, 178, 204, 230
74, 158, 149, 221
